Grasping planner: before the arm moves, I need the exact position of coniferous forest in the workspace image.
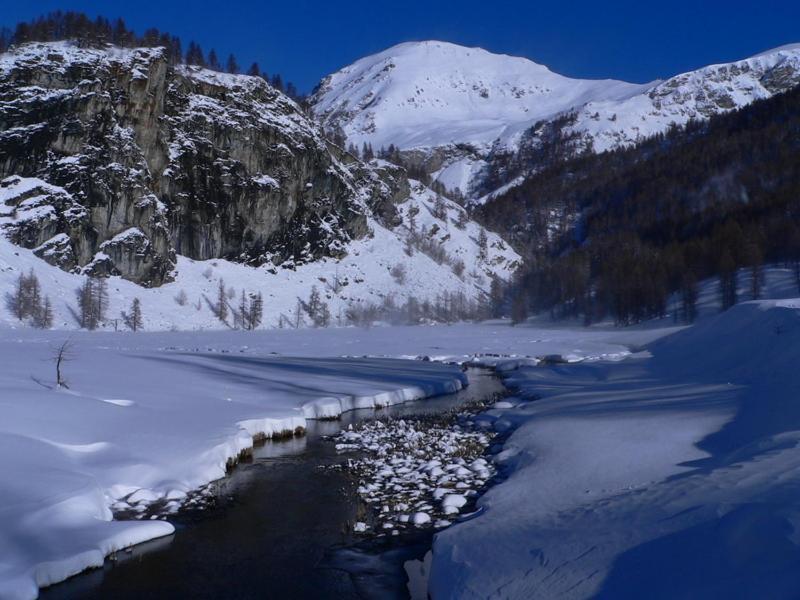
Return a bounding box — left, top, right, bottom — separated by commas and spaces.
479, 85, 800, 325
0, 11, 303, 100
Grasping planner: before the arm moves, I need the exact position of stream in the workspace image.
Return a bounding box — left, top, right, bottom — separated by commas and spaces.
41, 368, 505, 600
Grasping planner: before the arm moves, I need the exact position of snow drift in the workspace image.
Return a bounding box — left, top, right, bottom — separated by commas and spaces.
430, 300, 800, 598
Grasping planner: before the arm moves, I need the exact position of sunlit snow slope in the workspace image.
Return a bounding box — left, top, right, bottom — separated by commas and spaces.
313, 41, 800, 199
312, 40, 644, 152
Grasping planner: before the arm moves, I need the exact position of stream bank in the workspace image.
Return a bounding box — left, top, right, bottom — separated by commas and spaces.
41, 368, 506, 600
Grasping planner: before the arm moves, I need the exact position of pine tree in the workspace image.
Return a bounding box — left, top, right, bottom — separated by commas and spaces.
238, 290, 249, 329
247, 62, 261, 77
477, 229, 489, 262
249, 292, 264, 329
718, 250, 737, 311
122, 298, 143, 332
490, 276, 504, 318
408, 204, 419, 233
186, 41, 206, 66
361, 142, 374, 161
207, 49, 220, 70
271, 74, 284, 92
76, 278, 97, 329
94, 278, 108, 324
216, 279, 228, 323
680, 273, 698, 324
432, 194, 448, 220
454, 209, 469, 230
744, 241, 764, 300
6, 270, 49, 326
226, 53, 239, 74
8, 272, 28, 320
510, 291, 528, 325
304, 286, 328, 327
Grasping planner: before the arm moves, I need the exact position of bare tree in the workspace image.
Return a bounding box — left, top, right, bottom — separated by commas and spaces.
52, 339, 73, 388
6, 270, 52, 327
477, 229, 489, 262
122, 298, 143, 332
215, 279, 229, 323
33, 296, 54, 329
432, 194, 448, 220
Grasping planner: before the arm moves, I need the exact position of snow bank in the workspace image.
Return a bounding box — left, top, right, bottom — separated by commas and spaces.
0, 315, 654, 598
0, 330, 472, 599
430, 300, 800, 598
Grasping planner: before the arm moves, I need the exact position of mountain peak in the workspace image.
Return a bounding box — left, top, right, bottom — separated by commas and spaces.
311, 41, 640, 151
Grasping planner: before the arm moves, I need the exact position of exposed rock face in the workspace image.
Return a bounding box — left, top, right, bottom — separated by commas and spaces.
0, 41, 370, 285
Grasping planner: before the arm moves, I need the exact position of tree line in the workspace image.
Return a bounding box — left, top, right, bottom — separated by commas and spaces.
480, 83, 800, 325
0, 11, 303, 101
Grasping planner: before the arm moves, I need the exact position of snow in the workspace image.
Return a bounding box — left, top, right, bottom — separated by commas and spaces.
429, 300, 800, 598
5, 279, 794, 598
0, 327, 480, 599
571, 45, 800, 154
0, 177, 520, 332
313, 40, 800, 199
0, 304, 653, 598
312, 40, 644, 152
0, 41, 163, 78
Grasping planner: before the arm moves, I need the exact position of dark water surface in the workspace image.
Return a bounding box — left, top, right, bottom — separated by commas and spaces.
41, 368, 503, 600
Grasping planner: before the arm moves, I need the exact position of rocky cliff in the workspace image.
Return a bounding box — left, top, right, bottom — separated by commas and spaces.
0, 41, 388, 285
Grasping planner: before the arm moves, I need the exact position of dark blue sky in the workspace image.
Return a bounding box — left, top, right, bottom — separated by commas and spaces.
4, 1, 799, 92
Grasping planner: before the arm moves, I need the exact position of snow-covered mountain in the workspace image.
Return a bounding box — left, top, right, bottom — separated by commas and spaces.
0, 41, 520, 330
311, 40, 644, 153
312, 41, 800, 201
311, 41, 646, 194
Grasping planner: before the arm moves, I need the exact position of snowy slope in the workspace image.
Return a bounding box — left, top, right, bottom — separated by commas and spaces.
313, 41, 800, 200
311, 40, 643, 151
0, 175, 520, 331
567, 43, 800, 153
430, 299, 800, 598
0, 40, 522, 331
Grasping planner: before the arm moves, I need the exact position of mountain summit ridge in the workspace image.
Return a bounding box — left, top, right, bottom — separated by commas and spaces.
312, 40, 800, 200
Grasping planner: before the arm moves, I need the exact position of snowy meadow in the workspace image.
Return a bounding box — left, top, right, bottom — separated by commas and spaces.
2, 299, 800, 598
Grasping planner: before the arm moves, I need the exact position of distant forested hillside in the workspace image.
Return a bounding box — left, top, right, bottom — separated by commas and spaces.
479, 84, 800, 325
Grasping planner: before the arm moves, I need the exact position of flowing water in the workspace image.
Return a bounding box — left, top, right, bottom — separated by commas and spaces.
41, 368, 504, 600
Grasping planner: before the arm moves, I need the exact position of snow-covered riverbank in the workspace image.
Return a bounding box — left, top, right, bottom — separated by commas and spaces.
0, 320, 681, 599
429, 300, 800, 598
0, 330, 474, 599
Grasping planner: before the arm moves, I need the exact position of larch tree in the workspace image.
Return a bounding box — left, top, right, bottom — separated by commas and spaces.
122, 298, 143, 332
